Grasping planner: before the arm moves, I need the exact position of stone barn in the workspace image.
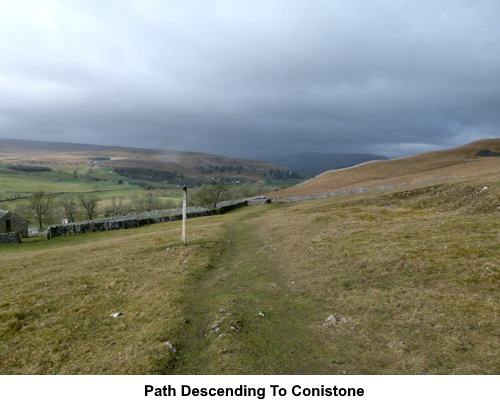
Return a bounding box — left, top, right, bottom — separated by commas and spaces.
0, 210, 29, 238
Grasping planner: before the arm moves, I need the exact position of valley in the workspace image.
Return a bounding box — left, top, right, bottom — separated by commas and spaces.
0, 138, 304, 226
0, 138, 499, 374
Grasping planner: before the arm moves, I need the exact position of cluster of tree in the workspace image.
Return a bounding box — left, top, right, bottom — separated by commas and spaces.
187, 183, 274, 209
18, 191, 182, 230
7, 165, 52, 172
188, 184, 228, 209
113, 167, 183, 183
20, 192, 102, 230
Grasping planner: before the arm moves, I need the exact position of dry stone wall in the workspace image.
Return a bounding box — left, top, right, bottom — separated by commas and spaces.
0, 232, 22, 244
46, 201, 249, 239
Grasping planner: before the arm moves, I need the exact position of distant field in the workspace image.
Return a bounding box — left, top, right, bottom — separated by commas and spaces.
0, 138, 302, 226
0, 138, 302, 186
0, 167, 132, 198
1, 169, 498, 374
0, 164, 171, 216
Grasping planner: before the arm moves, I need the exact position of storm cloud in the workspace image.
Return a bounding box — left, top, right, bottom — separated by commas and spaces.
1, 0, 499, 158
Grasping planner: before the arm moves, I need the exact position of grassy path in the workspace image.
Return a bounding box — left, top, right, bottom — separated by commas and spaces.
3, 188, 498, 374
163, 196, 500, 375
163, 206, 332, 374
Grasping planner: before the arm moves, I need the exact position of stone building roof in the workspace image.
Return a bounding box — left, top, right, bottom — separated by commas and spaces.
0, 210, 28, 222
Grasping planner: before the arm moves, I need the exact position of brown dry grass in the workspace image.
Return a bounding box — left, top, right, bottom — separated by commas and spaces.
249, 183, 500, 373
273, 138, 500, 199
0, 218, 227, 374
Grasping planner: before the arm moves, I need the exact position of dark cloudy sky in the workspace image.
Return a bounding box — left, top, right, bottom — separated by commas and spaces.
1, 0, 499, 158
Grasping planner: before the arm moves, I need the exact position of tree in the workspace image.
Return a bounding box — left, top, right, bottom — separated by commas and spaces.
59, 196, 78, 223
79, 195, 99, 220
27, 191, 53, 231
189, 184, 227, 209
144, 191, 156, 212
109, 196, 124, 217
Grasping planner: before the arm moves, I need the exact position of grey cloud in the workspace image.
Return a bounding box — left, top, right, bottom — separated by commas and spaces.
1, 0, 499, 159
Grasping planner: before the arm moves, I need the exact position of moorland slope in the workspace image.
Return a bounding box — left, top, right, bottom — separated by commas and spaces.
272, 138, 500, 199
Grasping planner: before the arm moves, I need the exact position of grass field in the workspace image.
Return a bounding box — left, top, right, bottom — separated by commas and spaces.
1, 172, 498, 374
0, 163, 185, 221
0, 166, 143, 201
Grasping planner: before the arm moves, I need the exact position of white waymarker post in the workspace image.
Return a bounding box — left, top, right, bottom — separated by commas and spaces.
182, 184, 187, 244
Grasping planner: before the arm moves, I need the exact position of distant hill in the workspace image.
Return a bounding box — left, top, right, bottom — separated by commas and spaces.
272, 138, 500, 199
0, 138, 138, 153
0, 138, 302, 184
263, 153, 388, 176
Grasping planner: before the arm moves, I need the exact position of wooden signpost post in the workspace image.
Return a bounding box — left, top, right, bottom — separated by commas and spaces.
182, 185, 187, 244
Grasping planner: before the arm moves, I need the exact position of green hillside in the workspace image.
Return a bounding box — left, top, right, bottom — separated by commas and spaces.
0, 138, 304, 226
